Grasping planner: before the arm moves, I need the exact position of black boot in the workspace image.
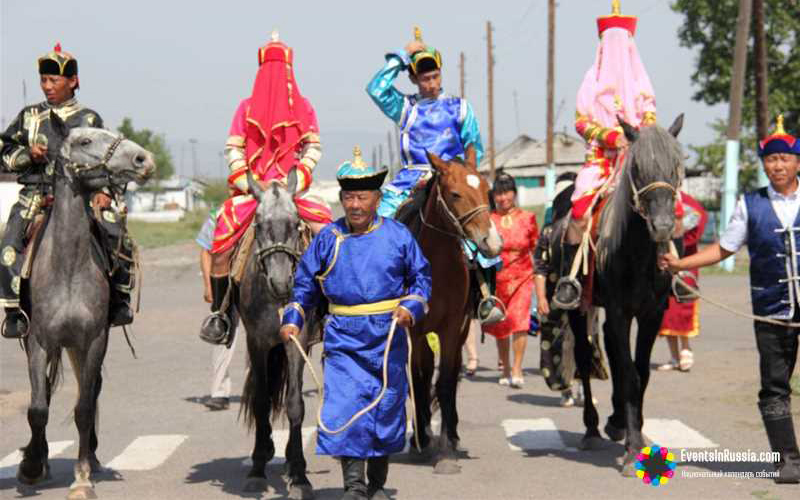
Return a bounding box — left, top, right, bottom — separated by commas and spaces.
473, 268, 505, 326
109, 251, 135, 327
199, 277, 231, 345
2, 308, 28, 339
340, 457, 367, 500
761, 402, 800, 484
367, 456, 389, 499
553, 243, 581, 310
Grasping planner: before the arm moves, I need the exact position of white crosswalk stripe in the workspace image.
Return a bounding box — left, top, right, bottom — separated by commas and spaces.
106, 435, 187, 471
502, 418, 719, 452
0, 440, 74, 480
242, 426, 316, 466
642, 418, 719, 449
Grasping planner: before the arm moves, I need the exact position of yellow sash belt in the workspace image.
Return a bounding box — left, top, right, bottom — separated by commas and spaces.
329, 298, 401, 316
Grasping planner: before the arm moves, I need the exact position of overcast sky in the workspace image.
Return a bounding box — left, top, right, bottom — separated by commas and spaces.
0, 0, 726, 180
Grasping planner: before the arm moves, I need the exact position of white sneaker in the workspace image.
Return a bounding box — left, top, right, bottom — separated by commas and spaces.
510, 376, 524, 388
499, 377, 511, 386
560, 390, 575, 407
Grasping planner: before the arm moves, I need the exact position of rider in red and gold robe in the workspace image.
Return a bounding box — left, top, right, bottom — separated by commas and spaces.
200, 34, 332, 344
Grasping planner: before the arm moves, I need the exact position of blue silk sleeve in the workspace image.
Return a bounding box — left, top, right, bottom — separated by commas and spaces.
366, 53, 410, 125
282, 232, 329, 330
460, 102, 485, 165
399, 231, 432, 325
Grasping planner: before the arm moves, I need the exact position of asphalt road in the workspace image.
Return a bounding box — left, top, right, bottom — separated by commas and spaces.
1, 243, 799, 500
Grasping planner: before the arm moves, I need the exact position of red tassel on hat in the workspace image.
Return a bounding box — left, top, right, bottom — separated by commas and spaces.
54, 43, 61, 52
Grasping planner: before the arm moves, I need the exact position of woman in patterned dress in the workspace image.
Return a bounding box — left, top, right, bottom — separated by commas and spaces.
483, 173, 539, 387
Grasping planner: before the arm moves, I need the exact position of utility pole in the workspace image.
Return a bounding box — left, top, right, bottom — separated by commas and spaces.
721, 0, 753, 271
459, 52, 466, 99
387, 130, 396, 176
486, 21, 496, 181
189, 138, 198, 180
513, 90, 521, 136
753, 0, 769, 187
378, 143, 384, 167
545, 0, 556, 207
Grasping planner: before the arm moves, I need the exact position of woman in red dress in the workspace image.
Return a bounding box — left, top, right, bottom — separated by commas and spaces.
656, 191, 708, 371
484, 173, 539, 387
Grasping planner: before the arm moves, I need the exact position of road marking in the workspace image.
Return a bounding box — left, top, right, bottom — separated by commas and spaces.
242, 426, 316, 466
106, 435, 187, 471
643, 419, 718, 449
0, 440, 74, 480
502, 418, 574, 452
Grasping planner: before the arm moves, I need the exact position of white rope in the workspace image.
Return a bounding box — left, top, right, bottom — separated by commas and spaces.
287, 318, 422, 450
666, 241, 800, 328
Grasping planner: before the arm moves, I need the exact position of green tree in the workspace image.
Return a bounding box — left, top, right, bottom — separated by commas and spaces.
688, 119, 760, 197
671, 0, 800, 127
202, 179, 229, 209
117, 117, 175, 182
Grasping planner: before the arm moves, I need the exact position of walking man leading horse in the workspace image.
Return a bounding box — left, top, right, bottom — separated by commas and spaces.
660, 116, 800, 484
0, 43, 136, 338
280, 148, 431, 500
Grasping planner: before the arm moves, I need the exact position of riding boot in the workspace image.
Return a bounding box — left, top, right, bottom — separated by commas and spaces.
474, 266, 505, 326
2, 308, 28, 339
340, 457, 368, 500
366, 456, 390, 500
553, 243, 581, 310
761, 402, 800, 484
109, 236, 135, 327
199, 276, 232, 345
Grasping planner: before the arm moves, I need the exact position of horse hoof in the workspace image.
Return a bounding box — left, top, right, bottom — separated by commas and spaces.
17, 462, 50, 485
579, 436, 605, 451
433, 458, 461, 475
243, 477, 268, 493
67, 485, 97, 500
604, 422, 625, 442
619, 451, 639, 478
289, 484, 314, 500
89, 457, 104, 474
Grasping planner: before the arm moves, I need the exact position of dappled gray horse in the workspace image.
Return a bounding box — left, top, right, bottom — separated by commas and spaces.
17, 112, 154, 500
237, 169, 314, 499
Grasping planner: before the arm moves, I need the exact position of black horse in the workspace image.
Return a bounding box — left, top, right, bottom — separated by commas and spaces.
236, 169, 314, 499
548, 115, 685, 475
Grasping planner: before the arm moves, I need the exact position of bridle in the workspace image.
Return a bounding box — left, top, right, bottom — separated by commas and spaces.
64, 135, 128, 192
627, 159, 680, 221
418, 173, 490, 241
252, 221, 302, 299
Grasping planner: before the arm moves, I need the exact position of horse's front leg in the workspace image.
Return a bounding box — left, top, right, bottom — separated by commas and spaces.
243, 343, 273, 493
18, 332, 52, 486
284, 334, 313, 500
69, 331, 108, 500
602, 311, 629, 443
568, 309, 602, 450
628, 307, 666, 446
433, 322, 466, 475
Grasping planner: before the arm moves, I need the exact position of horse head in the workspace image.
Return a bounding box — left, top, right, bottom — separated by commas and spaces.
618, 114, 685, 244
247, 168, 301, 301
51, 112, 155, 190
426, 145, 503, 257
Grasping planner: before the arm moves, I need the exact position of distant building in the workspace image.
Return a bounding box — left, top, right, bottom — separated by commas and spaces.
126, 176, 207, 213
478, 132, 585, 207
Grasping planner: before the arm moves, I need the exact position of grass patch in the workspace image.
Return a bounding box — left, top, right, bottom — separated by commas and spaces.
127, 210, 207, 249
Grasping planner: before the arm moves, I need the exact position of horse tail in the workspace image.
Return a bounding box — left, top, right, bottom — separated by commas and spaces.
267, 343, 289, 421
239, 343, 289, 430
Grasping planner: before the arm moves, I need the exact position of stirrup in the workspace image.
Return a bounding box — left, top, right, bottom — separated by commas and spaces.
671, 271, 699, 303
478, 296, 507, 326
553, 277, 582, 310
199, 312, 231, 345
1, 308, 30, 339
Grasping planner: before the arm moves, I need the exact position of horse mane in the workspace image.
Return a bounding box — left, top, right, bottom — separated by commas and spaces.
596, 125, 684, 272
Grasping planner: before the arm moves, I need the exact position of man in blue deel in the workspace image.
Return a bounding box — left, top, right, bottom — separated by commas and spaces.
280, 147, 431, 499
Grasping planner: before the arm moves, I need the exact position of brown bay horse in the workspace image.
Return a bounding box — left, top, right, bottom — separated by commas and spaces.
401, 145, 502, 474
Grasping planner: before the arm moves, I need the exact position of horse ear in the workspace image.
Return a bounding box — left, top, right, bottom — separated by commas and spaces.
247, 170, 264, 199
464, 145, 477, 169
426, 150, 448, 173
287, 167, 298, 195
668, 113, 685, 138
50, 110, 69, 139
617, 115, 639, 143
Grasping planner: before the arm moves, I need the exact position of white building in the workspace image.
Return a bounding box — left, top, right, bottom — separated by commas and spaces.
126, 176, 206, 213
0, 174, 22, 233
478, 133, 585, 207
